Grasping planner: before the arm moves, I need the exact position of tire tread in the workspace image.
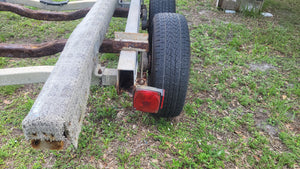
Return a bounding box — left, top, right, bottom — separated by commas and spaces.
150, 13, 190, 117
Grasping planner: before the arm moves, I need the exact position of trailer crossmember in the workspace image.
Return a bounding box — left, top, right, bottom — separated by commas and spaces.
0, 36, 148, 58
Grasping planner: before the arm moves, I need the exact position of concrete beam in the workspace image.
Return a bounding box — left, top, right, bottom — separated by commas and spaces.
22, 0, 118, 150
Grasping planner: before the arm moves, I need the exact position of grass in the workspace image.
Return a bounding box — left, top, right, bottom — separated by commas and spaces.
0, 0, 299, 168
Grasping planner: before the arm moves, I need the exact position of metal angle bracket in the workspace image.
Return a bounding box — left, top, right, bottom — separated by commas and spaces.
92, 65, 117, 86
115, 32, 148, 42
114, 32, 148, 52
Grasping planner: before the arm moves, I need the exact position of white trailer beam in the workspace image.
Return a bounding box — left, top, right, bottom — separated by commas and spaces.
0, 66, 53, 86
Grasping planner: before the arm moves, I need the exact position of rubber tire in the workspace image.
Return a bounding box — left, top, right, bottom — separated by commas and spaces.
148, 0, 176, 54
149, 0, 176, 26
149, 13, 191, 117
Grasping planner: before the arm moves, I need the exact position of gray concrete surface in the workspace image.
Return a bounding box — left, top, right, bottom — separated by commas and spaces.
22, 0, 118, 148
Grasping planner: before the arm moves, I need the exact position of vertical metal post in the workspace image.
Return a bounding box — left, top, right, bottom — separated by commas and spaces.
117, 0, 141, 91
22, 0, 118, 149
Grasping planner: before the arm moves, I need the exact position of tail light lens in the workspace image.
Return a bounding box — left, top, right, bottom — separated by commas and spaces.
133, 86, 165, 113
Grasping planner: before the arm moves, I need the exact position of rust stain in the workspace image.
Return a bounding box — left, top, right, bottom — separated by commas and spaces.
31, 140, 64, 150
0, 39, 67, 58
0, 39, 148, 58
113, 41, 149, 52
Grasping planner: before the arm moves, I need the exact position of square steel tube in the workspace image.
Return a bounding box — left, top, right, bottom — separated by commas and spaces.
117, 0, 141, 91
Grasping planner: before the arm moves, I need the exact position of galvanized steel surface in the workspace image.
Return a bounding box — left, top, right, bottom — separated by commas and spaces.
117, 0, 141, 91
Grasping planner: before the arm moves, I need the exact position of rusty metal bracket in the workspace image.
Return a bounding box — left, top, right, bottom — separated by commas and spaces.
115, 32, 148, 42
0, 2, 129, 21
101, 39, 149, 53
0, 38, 148, 58
114, 32, 148, 52
112, 40, 148, 52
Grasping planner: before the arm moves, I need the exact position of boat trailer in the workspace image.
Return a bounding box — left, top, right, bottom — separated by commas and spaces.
0, 0, 191, 150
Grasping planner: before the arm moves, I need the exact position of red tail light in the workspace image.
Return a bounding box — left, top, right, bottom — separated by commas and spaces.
133, 86, 165, 113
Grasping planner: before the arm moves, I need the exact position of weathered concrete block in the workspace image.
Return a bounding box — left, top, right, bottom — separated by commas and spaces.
22, 0, 118, 150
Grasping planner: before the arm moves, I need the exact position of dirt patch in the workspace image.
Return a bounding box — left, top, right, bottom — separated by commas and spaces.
249, 63, 276, 72
183, 9, 219, 26
256, 123, 279, 137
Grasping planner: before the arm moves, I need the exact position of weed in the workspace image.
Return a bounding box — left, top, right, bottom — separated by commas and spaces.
117, 147, 131, 167
0, 85, 22, 95
0, 58, 9, 68
279, 132, 300, 157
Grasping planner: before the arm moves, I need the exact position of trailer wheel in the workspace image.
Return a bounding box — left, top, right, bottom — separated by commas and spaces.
149, 0, 176, 26
149, 13, 190, 117
148, 0, 176, 53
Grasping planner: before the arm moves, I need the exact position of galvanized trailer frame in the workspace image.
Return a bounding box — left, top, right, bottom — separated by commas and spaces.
0, 0, 149, 149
